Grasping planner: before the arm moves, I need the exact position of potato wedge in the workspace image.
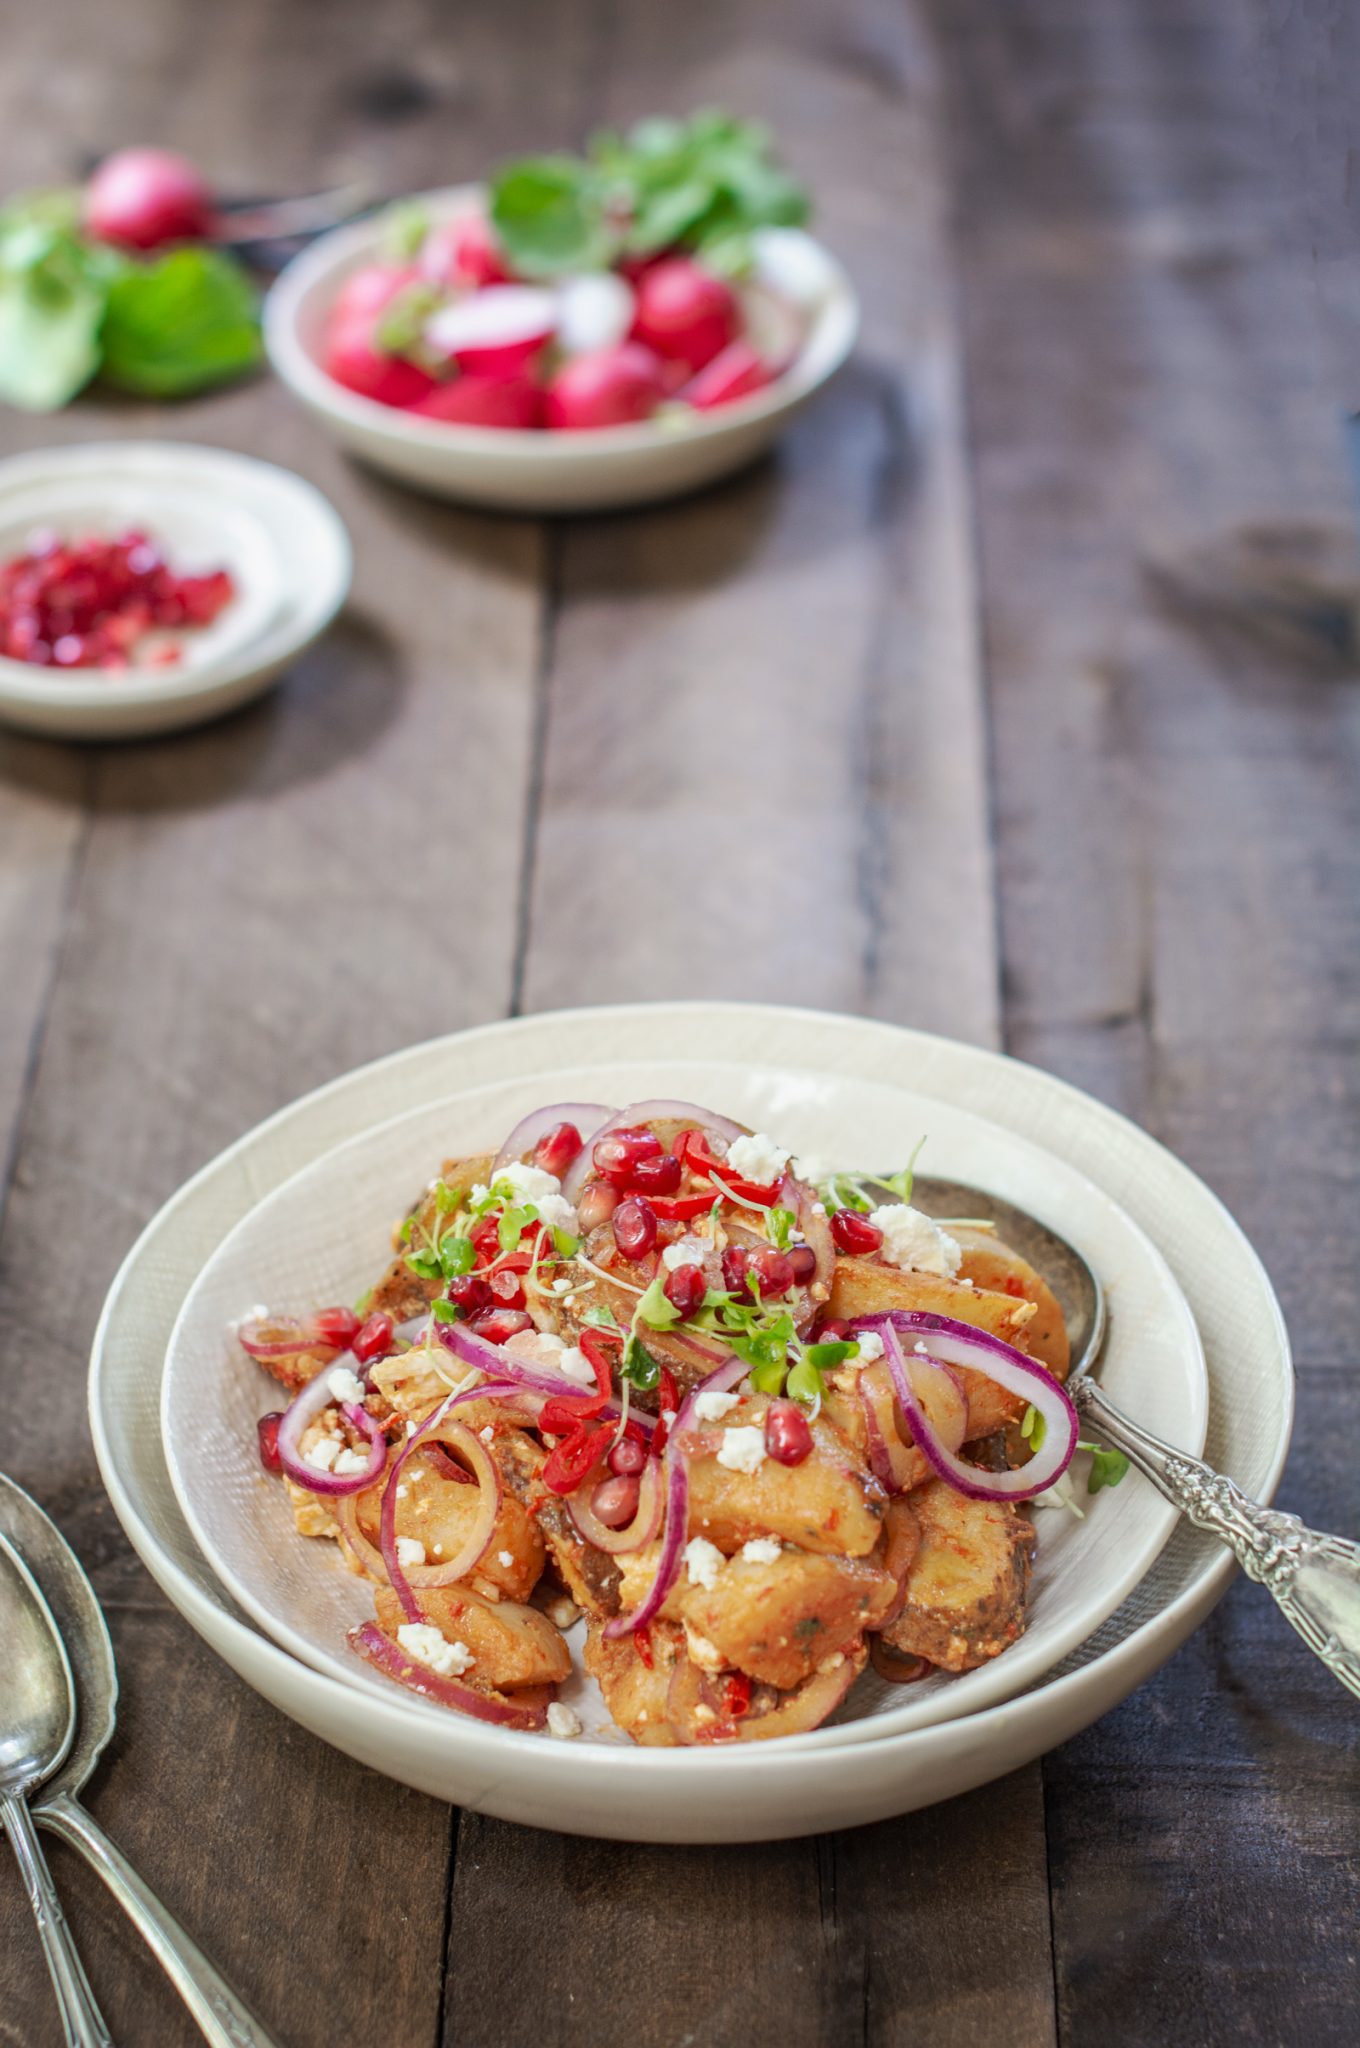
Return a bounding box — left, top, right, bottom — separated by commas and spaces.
877, 1479, 1035, 1672
951, 1227, 1069, 1379
374, 1583, 571, 1691
829, 1256, 1039, 1437
681, 1393, 886, 1558
678, 1546, 896, 1691
366, 1150, 496, 1324
583, 1618, 681, 1745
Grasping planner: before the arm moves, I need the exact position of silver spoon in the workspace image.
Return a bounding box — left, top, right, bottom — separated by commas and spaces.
892, 1175, 1360, 1701
0, 1533, 113, 2048
0, 1478, 281, 2048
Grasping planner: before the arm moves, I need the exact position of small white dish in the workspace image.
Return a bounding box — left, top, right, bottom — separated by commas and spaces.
264, 186, 860, 512
162, 1064, 1207, 1744
90, 1004, 1293, 1841
0, 443, 351, 740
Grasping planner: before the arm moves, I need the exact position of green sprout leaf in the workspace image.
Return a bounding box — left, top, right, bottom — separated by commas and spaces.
804, 1339, 856, 1371
786, 1356, 824, 1408
438, 1235, 476, 1281
430, 1298, 460, 1324
1020, 1403, 1047, 1452
769, 1207, 796, 1251
552, 1228, 580, 1259
621, 1329, 661, 1391
581, 1302, 618, 1328
1085, 1445, 1131, 1494
99, 246, 262, 398
498, 1203, 536, 1254
748, 1357, 787, 1397
637, 1273, 681, 1330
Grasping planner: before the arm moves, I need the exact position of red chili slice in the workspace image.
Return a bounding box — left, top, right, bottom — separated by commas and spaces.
676, 1130, 781, 1205
651, 1367, 681, 1459
541, 1422, 612, 1496
649, 1191, 722, 1222
722, 1673, 753, 1719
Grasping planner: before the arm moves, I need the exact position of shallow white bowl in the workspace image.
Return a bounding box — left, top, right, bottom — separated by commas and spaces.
264, 187, 859, 512
163, 1065, 1206, 1744
0, 443, 351, 740
91, 1004, 1293, 1841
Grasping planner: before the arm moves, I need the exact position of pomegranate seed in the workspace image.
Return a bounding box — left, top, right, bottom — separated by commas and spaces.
749, 1247, 795, 1296
469, 1306, 533, 1344
0, 526, 234, 672
352, 1312, 394, 1364
613, 1197, 658, 1262
309, 1306, 361, 1350
786, 1243, 817, 1284
816, 1317, 853, 1342
831, 1208, 884, 1255
257, 1412, 283, 1473
489, 1268, 527, 1309
593, 1127, 662, 1185
764, 1400, 814, 1466
591, 1473, 641, 1527
722, 1246, 755, 1296
446, 1273, 492, 1317
663, 1262, 706, 1318
628, 1152, 682, 1196
577, 1181, 619, 1232
607, 1436, 646, 1477
533, 1120, 582, 1179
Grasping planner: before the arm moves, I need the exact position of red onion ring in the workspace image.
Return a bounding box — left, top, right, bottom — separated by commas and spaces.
379, 1379, 525, 1621
434, 1317, 654, 1436
490, 1102, 614, 1177
566, 1455, 665, 1555
858, 1365, 921, 1495
603, 1353, 750, 1640
275, 1369, 387, 1497
348, 1621, 553, 1729
561, 1099, 746, 1202
857, 1313, 1078, 1502
238, 1314, 327, 1363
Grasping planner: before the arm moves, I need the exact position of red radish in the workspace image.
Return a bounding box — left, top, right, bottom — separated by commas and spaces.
543, 343, 665, 430
684, 340, 775, 411
421, 212, 512, 288
85, 146, 215, 249
425, 286, 555, 378
555, 273, 635, 356
324, 326, 435, 407
631, 257, 739, 374
329, 263, 418, 330
412, 376, 542, 428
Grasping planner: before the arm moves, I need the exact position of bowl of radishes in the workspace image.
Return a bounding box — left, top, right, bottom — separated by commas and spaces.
264, 115, 857, 511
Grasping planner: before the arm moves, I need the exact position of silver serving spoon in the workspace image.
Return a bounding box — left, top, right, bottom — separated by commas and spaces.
897, 1176, 1360, 1701
0, 1478, 281, 2048
0, 1533, 113, 2048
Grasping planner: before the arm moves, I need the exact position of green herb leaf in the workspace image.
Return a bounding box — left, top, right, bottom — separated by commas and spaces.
621, 1329, 661, 1391
552, 1228, 580, 1259
804, 1340, 856, 1371
99, 247, 262, 398
1020, 1403, 1047, 1452
1085, 1445, 1131, 1494
438, 1234, 476, 1280
768, 1207, 796, 1251
432, 1180, 460, 1216
786, 1356, 824, 1407
490, 157, 616, 278
580, 1302, 619, 1328
430, 1298, 460, 1324
879, 1138, 927, 1207
0, 200, 111, 411
748, 1357, 787, 1396
404, 1249, 441, 1281
637, 1273, 681, 1330
498, 1203, 535, 1254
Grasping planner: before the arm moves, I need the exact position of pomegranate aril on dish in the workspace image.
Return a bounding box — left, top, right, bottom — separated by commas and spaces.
351, 1311, 395, 1365
532, 1120, 583, 1178
0, 527, 235, 671
764, 1400, 814, 1467
310, 1306, 361, 1350
628, 1152, 682, 1196
830, 1208, 883, 1255
576, 1180, 619, 1232
446, 1273, 492, 1318
612, 1196, 658, 1262
469, 1306, 533, 1344
662, 1262, 706, 1319
593, 1127, 662, 1185
591, 1474, 642, 1528
786, 1243, 818, 1285
607, 1436, 647, 1478
257, 1412, 284, 1474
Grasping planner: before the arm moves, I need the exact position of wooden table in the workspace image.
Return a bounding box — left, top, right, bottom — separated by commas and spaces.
2, 2, 1356, 2042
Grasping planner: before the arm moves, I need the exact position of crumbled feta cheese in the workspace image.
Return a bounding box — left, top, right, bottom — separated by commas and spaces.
547, 1701, 583, 1740
716, 1425, 767, 1475
684, 1537, 726, 1590
662, 1236, 708, 1272
535, 1191, 579, 1234
395, 1537, 427, 1568
479, 1426, 495, 1443
304, 1437, 340, 1472
547, 1596, 580, 1630
491, 1162, 563, 1207
396, 1623, 475, 1679
396, 1485, 409, 1499
557, 1347, 596, 1386
326, 1365, 365, 1404
724, 1132, 791, 1184
553, 1277, 573, 1294
855, 1330, 885, 1363
497, 1550, 514, 1569
332, 1446, 371, 1476
740, 1537, 782, 1565
869, 1204, 962, 1278
694, 1390, 740, 1422
661, 1409, 677, 1427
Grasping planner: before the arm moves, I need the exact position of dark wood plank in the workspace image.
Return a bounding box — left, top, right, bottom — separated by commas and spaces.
931, 1, 1360, 2040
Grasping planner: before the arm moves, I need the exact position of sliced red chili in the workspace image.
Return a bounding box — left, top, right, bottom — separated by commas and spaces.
721, 1673, 753, 1719
539, 1394, 605, 1436
541, 1422, 611, 1496
634, 1626, 654, 1670
579, 1324, 622, 1402
676, 1130, 781, 1205
649, 1191, 722, 1222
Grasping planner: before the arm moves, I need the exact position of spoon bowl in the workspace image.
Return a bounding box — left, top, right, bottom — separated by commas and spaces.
0, 1535, 75, 1792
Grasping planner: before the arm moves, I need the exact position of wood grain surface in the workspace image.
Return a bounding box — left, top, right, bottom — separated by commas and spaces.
0, 2, 1355, 2045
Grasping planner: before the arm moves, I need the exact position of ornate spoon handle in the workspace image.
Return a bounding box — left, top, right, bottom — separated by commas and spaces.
0, 1788, 114, 2048
1072, 1377, 1360, 1700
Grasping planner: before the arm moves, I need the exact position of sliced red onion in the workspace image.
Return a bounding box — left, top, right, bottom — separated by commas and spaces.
237, 1314, 323, 1363
566, 1455, 665, 1555
490, 1102, 614, 1177
379, 1381, 522, 1621
666, 1648, 861, 1743
856, 1313, 1077, 1502
561, 1099, 746, 1202
858, 1365, 920, 1495
348, 1621, 552, 1729
275, 1368, 387, 1497
434, 1317, 654, 1437
869, 1640, 930, 1685
604, 1353, 750, 1640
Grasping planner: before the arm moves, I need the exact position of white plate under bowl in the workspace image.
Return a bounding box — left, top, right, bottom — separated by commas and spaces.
0, 443, 351, 740
264, 186, 859, 512
163, 1065, 1206, 1745
91, 1004, 1292, 1841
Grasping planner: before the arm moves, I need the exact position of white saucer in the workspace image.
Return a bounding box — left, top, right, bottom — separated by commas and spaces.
0, 443, 351, 740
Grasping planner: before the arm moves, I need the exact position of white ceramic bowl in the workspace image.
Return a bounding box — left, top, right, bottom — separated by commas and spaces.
163, 1064, 1206, 1744
0, 443, 351, 740
264, 187, 859, 511
91, 1005, 1293, 1841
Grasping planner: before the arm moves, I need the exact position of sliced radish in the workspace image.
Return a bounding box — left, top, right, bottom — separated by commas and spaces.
411, 375, 543, 429
324, 327, 436, 408
425, 286, 556, 378
421, 212, 512, 289
555, 273, 635, 356
543, 343, 665, 431
631, 257, 739, 375
750, 227, 839, 311
329, 262, 419, 331
736, 284, 805, 373
684, 340, 775, 412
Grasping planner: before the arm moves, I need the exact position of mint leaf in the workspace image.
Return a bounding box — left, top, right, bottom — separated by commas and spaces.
99, 247, 261, 398
490, 158, 615, 278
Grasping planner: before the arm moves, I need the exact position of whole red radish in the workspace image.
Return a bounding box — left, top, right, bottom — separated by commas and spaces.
631, 257, 739, 375
86, 147, 215, 249
412, 375, 542, 428
544, 343, 665, 430
421, 212, 512, 288
329, 263, 419, 330
324, 326, 436, 407
684, 340, 775, 411
425, 286, 556, 379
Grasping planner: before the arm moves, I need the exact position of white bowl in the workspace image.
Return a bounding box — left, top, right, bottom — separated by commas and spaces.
264, 187, 860, 512
0, 443, 351, 740
91, 1004, 1292, 1841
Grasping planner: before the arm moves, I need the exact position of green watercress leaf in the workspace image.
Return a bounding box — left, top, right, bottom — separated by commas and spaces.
430, 1298, 460, 1324
786, 1356, 824, 1407
804, 1339, 856, 1371
438, 1234, 476, 1281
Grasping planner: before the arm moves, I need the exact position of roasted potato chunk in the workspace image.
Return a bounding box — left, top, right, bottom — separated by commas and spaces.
877, 1480, 1035, 1672
582, 1618, 681, 1745
951, 1227, 1069, 1379
535, 1496, 622, 1619
366, 1151, 496, 1324
351, 1441, 544, 1602
374, 1584, 570, 1691
677, 1547, 896, 1691
829, 1256, 1039, 1438
682, 1394, 885, 1558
